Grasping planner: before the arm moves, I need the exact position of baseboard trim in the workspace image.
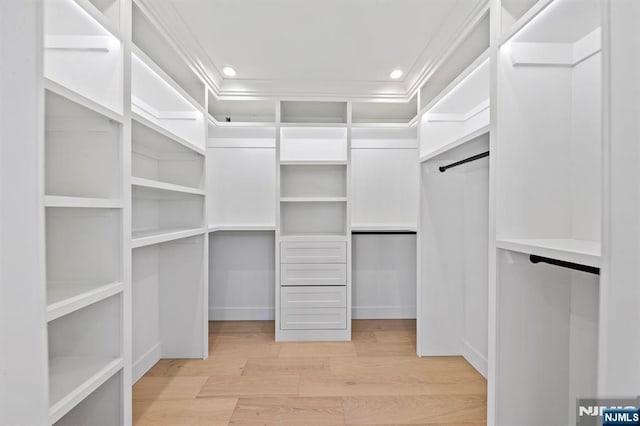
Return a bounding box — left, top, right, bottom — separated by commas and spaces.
461, 339, 488, 378
352, 305, 416, 319
209, 307, 275, 321
132, 342, 161, 384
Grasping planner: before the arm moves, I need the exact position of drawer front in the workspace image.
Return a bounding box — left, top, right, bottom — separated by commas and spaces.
281, 286, 347, 309
281, 307, 347, 330
281, 263, 346, 286
280, 241, 346, 263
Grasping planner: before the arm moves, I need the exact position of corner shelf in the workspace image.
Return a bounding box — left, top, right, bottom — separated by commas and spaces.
46, 281, 123, 322
496, 237, 601, 268
131, 227, 205, 249
48, 356, 123, 424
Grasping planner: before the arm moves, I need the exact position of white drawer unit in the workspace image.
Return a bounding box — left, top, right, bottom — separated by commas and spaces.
281, 263, 346, 286
281, 286, 347, 308
281, 307, 347, 330
280, 241, 346, 263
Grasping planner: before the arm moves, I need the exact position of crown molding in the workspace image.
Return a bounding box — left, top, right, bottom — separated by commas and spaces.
135, 0, 489, 102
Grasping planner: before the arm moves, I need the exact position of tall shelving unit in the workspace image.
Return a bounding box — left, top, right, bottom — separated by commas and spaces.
276, 101, 351, 341
43, 0, 128, 423
129, 2, 208, 383
491, 0, 602, 424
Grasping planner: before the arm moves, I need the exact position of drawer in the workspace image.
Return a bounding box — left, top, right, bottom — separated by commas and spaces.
281, 263, 346, 286
281, 286, 347, 308
281, 307, 347, 330
280, 241, 346, 263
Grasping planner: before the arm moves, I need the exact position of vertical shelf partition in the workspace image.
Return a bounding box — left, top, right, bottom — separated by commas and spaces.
276, 102, 351, 341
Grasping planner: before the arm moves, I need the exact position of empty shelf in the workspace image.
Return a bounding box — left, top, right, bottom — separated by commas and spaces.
48, 356, 123, 424
46, 282, 123, 322
496, 238, 601, 267
44, 196, 123, 209
131, 177, 204, 196
132, 227, 205, 248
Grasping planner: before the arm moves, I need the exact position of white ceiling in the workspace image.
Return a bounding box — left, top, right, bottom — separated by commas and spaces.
137, 0, 486, 100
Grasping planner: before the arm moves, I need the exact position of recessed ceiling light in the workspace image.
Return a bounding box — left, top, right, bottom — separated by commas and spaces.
390, 69, 403, 79
222, 66, 236, 77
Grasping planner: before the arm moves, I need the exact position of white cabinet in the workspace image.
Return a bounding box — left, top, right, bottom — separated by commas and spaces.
281, 286, 347, 308
281, 308, 347, 330
281, 264, 347, 287
280, 241, 347, 264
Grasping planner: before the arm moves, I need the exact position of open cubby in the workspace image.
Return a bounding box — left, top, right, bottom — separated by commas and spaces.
280, 201, 347, 237
44, 0, 123, 114
420, 57, 489, 159
351, 97, 417, 124
496, 0, 601, 258
281, 165, 346, 198
280, 101, 347, 124
45, 90, 121, 200
132, 119, 204, 191
419, 132, 489, 375
131, 52, 205, 150
48, 293, 123, 424
54, 370, 122, 426
132, 3, 206, 108
46, 208, 121, 314
132, 186, 204, 241
496, 250, 598, 426
280, 127, 347, 163
208, 94, 276, 123
132, 235, 207, 382
420, 12, 489, 110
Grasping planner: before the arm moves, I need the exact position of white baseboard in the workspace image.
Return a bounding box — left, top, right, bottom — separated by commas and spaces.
209, 306, 275, 321
352, 305, 416, 319
132, 342, 161, 384
461, 339, 488, 378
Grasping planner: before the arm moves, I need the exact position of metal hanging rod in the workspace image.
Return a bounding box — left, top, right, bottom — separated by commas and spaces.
439, 151, 489, 173
529, 255, 600, 275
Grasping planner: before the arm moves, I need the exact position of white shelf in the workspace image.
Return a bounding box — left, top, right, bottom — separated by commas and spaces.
279, 160, 347, 166
131, 177, 204, 196
280, 197, 347, 203
420, 124, 490, 163
45, 78, 123, 123
131, 227, 205, 248
208, 225, 275, 232
46, 281, 123, 322
496, 237, 601, 267
48, 356, 123, 424
44, 196, 122, 209
72, 0, 121, 40
351, 225, 417, 233
132, 112, 205, 156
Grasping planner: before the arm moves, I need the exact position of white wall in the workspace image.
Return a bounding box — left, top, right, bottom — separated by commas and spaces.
352, 234, 416, 319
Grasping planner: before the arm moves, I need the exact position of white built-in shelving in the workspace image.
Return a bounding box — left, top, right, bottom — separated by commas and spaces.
492, 0, 602, 424
41, 0, 127, 423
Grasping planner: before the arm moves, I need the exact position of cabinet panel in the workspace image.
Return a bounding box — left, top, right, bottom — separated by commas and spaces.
281, 264, 346, 286
280, 241, 346, 264
281, 286, 347, 309
281, 308, 347, 330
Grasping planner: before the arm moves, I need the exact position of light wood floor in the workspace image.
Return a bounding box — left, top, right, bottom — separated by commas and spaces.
133, 320, 487, 425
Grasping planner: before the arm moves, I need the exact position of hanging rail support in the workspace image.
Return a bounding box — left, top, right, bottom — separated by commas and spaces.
439, 151, 489, 173
529, 255, 600, 275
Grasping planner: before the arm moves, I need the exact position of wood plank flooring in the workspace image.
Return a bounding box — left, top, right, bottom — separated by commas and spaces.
133, 320, 487, 425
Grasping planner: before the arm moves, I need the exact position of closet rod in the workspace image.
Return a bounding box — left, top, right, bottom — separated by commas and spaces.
529, 255, 600, 275
439, 151, 489, 173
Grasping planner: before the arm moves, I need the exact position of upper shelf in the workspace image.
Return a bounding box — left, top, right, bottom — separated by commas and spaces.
420, 55, 490, 158
44, 0, 123, 115
131, 49, 205, 150
280, 101, 347, 124
280, 127, 348, 163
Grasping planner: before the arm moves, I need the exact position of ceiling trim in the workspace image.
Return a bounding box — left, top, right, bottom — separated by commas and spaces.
135, 0, 489, 102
